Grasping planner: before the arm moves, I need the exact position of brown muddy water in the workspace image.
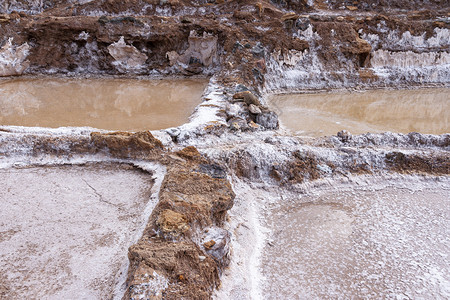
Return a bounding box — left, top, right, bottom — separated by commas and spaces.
0, 163, 155, 299
269, 88, 450, 136
262, 180, 450, 299
0, 77, 208, 130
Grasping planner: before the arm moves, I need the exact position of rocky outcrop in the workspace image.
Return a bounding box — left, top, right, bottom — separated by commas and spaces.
166, 31, 218, 74
127, 240, 219, 299
0, 38, 30, 76
107, 36, 148, 71
0, 0, 446, 89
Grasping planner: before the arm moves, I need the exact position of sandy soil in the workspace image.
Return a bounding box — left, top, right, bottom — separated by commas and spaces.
0, 163, 155, 300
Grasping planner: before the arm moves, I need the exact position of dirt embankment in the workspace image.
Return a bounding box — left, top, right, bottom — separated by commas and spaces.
1, 0, 448, 89
88, 132, 235, 299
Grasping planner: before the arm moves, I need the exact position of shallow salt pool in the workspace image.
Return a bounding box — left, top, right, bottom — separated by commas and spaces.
0, 77, 208, 131
262, 179, 450, 299
269, 88, 450, 136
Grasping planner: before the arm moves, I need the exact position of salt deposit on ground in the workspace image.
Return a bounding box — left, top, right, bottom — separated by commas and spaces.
0, 163, 157, 299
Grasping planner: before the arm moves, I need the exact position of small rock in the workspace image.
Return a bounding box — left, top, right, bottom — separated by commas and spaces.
251, 42, 265, 57
248, 104, 262, 114
232, 91, 261, 106
337, 130, 352, 142
248, 121, 260, 131
203, 240, 216, 250
198, 164, 227, 179
226, 103, 242, 118
107, 36, 147, 69
235, 84, 249, 93
201, 227, 231, 265
256, 111, 279, 130
166, 128, 180, 137
198, 256, 206, 261
264, 136, 277, 144
228, 117, 248, 131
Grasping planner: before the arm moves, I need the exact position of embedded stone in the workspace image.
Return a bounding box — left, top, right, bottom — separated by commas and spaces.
249, 104, 262, 115
233, 91, 261, 106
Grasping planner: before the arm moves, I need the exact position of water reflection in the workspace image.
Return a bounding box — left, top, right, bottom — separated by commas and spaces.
0, 77, 208, 130
269, 88, 450, 136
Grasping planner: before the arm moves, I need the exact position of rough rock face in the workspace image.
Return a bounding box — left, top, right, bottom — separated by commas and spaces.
128, 240, 219, 299
256, 111, 279, 130
107, 36, 147, 71
166, 31, 218, 74
1, 0, 447, 89
0, 38, 29, 76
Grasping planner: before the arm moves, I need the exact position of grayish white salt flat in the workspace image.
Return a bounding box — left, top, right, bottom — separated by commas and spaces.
262, 180, 450, 299
0, 163, 155, 299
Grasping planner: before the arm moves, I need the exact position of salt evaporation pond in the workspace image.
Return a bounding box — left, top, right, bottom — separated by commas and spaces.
269, 88, 450, 136
262, 178, 450, 299
0, 77, 208, 130
0, 163, 157, 299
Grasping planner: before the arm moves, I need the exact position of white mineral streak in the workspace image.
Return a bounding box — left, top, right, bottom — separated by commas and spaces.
265, 24, 341, 91
107, 36, 148, 69
127, 271, 169, 299
166, 31, 218, 67
1, 0, 95, 14
377, 28, 450, 50
266, 26, 450, 91
371, 50, 450, 68
271, 49, 307, 67
0, 38, 30, 76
